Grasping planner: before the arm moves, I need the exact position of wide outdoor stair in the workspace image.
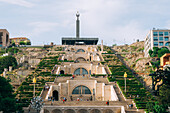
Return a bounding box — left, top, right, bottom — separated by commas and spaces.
44, 101, 128, 106
43, 101, 143, 113
54, 77, 71, 84
41, 89, 48, 99
23, 107, 38, 113
54, 76, 110, 84
113, 83, 125, 101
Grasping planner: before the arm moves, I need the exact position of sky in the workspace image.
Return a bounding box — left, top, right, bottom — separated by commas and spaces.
0, 0, 170, 46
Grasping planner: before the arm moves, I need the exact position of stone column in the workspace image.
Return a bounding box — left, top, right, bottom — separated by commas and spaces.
96, 65, 98, 74
70, 64, 72, 74
64, 65, 67, 73
90, 64, 93, 74
101, 40, 103, 52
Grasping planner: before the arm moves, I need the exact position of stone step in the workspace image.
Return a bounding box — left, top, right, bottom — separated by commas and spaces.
41, 89, 48, 99
54, 76, 110, 84
126, 109, 145, 113
44, 101, 128, 107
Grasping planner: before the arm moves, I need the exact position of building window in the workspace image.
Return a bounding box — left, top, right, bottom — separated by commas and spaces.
159, 32, 163, 36
6, 34, 9, 44
74, 68, 88, 75
153, 32, 158, 36
164, 37, 169, 41
77, 49, 85, 52
0, 32, 3, 43
72, 85, 91, 94
159, 37, 163, 41
82, 68, 88, 75
74, 68, 80, 75
159, 42, 163, 46
153, 37, 158, 41
165, 42, 170, 46
164, 32, 169, 36
154, 41, 158, 46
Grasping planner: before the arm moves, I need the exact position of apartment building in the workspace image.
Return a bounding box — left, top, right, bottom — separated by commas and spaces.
10, 37, 31, 45
0, 29, 9, 47
144, 29, 170, 57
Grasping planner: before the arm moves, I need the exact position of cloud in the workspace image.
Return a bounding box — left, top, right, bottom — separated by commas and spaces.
0, 0, 34, 7
28, 21, 58, 36
1, 0, 170, 45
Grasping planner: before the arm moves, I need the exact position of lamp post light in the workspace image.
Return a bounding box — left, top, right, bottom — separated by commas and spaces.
33, 76, 36, 97
124, 72, 127, 93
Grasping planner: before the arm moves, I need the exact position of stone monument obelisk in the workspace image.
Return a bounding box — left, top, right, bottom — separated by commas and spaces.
76, 11, 80, 38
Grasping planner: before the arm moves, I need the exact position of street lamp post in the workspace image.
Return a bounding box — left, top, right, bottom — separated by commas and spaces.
124, 72, 127, 93
33, 76, 36, 97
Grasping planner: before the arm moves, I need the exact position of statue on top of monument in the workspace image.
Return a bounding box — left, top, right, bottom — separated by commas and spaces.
76, 11, 80, 19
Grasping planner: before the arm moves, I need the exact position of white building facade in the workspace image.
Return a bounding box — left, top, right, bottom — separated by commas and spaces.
144, 29, 170, 57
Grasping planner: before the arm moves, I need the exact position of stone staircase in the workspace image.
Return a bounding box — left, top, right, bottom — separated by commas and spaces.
43, 100, 144, 113
41, 89, 48, 100
54, 76, 110, 84
40, 73, 144, 113
44, 101, 127, 106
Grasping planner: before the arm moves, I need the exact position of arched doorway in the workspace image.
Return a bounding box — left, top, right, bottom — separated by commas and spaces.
103, 109, 113, 113
90, 109, 101, 113
76, 57, 86, 62
52, 109, 62, 113
64, 109, 75, 113
53, 90, 59, 101
44, 109, 50, 113
60, 70, 64, 74
77, 109, 88, 113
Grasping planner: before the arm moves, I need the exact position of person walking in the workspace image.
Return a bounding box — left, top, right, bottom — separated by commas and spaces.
127, 104, 128, 109
106, 100, 109, 105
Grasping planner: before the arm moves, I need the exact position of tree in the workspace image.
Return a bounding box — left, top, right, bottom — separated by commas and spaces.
0, 76, 16, 113
26, 41, 31, 45
8, 47, 19, 54
150, 68, 170, 96
153, 102, 167, 113
0, 56, 18, 74
159, 84, 170, 106
149, 47, 170, 58
146, 101, 155, 112
149, 49, 153, 57
11, 40, 16, 47
112, 44, 117, 47
158, 48, 170, 58
19, 41, 25, 45
146, 101, 167, 113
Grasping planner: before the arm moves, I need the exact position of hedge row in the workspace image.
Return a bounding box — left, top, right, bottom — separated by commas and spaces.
102, 48, 155, 109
